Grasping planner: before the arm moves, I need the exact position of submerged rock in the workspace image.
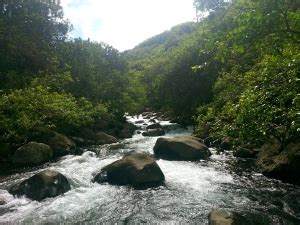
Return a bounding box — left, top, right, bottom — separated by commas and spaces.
10, 170, 71, 201
256, 139, 300, 185
92, 152, 165, 188
13, 142, 53, 165
142, 128, 165, 137
154, 136, 211, 161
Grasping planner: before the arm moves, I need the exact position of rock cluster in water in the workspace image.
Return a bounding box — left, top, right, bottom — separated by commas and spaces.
0, 118, 138, 173
201, 128, 300, 185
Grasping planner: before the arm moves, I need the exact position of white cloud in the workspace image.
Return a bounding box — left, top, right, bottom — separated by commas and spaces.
61, 0, 196, 51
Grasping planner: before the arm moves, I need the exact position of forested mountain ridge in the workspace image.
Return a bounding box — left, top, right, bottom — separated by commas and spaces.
124, 21, 218, 120
124, 22, 197, 60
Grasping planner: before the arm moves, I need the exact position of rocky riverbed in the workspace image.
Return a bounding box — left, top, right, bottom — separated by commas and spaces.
0, 115, 299, 224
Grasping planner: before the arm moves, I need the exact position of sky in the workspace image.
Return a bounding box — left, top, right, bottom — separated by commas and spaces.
61, 0, 196, 51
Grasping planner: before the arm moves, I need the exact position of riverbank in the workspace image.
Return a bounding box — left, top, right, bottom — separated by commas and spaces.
0, 115, 299, 224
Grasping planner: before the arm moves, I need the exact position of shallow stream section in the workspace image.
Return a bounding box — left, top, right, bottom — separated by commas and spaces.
0, 116, 299, 224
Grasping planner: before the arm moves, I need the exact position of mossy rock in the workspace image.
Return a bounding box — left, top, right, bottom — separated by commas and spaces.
256, 139, 300, 185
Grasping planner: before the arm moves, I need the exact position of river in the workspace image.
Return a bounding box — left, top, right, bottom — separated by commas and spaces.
0, 116, 299, 224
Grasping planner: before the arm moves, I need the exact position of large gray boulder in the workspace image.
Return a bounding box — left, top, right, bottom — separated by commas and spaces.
256, 139, 300, 185
142, 128, 165, 137
95, 132, 118, 145
13, 142, 52, 165
10, 170, 71, 201
154, 136, 211, 161
47, 132, 76, 157
93, 152, 165, 188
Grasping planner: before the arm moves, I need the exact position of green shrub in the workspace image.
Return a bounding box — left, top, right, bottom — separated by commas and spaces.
195, 45, 299, 145
0, 86, 108, 143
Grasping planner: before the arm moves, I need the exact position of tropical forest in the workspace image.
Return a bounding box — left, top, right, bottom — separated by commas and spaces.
0, 0, 299, 224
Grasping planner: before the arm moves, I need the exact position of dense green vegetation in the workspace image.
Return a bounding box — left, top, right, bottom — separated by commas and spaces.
192, 0, 300, 146
0, 0, 133, 145
1, 0, 299, 152
124, 22, 218, 121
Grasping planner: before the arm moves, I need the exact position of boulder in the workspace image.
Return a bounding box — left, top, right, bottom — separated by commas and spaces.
256, 139, 300, 185
10, 170, 71, 201
233, 145, 259, 158
146, 123, 162, 130
93, 152, 165, 188
142, 128, 165, 137
95, 132, 118, 145
208, 209, 235, 225
154, 136, 211, 161
118, 123, 137, 139
13, 142, 53, 165
47, 132, 76, 157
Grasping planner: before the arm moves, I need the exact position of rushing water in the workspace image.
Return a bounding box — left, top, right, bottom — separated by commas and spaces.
0, 116, 299, 224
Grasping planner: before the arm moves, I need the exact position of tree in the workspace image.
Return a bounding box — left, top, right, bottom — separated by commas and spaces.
0, 0, 69, 89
